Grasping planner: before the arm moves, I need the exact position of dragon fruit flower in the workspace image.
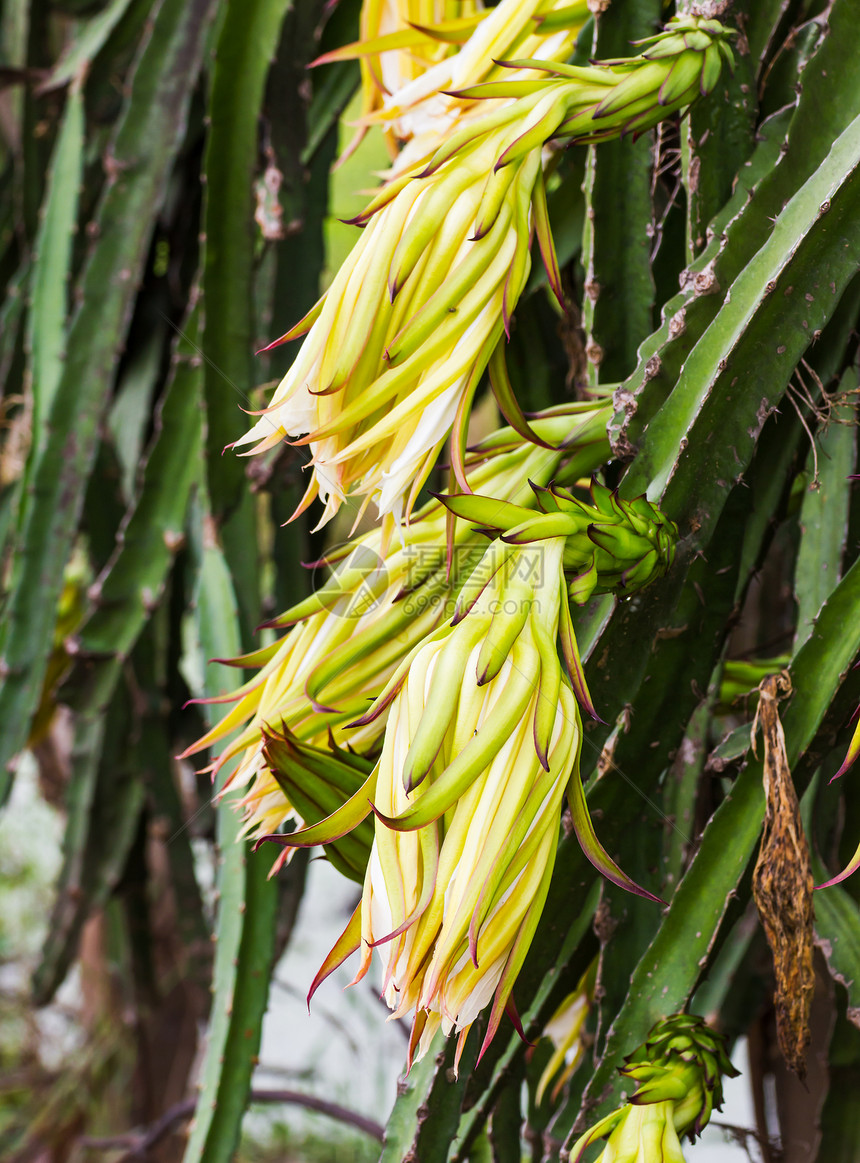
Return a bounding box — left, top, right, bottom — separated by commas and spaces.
237, 15, 732, 528
181, 406, 608, 850
315, 0, 587, 169
298, 534, 661, 1069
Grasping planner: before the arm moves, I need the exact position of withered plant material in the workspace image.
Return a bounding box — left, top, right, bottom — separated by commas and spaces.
751, 672, 814, 1079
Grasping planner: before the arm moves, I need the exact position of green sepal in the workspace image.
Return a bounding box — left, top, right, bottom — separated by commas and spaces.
255, 764, 378, 850
566, 762, 663, 904
307, 903, 362, 1008
568, 552, 599, 606
487, 340, 558, 449
373, 665, 536, 832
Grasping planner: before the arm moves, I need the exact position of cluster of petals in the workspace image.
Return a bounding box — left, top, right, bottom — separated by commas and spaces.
235, 10, 733, 527
316, 0, 586, 169
355, 537, 580, 1067
182, 407, 607, 845
301, 532, 661, 1068
233, 124, 549, 527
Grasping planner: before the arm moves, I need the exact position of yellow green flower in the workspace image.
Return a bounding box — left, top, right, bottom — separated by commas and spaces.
535, 960, 596, 1105
238, 16, 732, 527
315, 0, 587, 167
182, 406, 608, 847
235, 123, 547, 527
578, 1103, 689, 1163
285, 511, 672, 1066
314, 0, 484, 160
351, 538, 600, 1069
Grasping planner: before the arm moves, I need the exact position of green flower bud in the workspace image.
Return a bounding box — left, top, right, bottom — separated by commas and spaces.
261, 728, 376, 882
440, 481, 678, 606
571, 1014, 738, 1163
447, 15, 735, 151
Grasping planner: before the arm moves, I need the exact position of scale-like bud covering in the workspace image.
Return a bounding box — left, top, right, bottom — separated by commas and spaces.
570, 1014, 738, 1163
261, 729, 376, 884
440, 480, 678, 608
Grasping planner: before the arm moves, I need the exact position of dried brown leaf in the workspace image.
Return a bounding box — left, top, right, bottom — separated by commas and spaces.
751, 672, 814, 1079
